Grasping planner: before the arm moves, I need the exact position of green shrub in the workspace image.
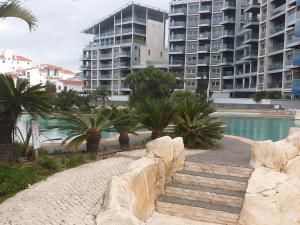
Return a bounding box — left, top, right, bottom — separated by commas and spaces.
265, 91, 281, 99
12, 142, 23, 162
88, 153, 97, 161
250, 91, 266, 103
66, 155, 84, 168
174, 101, 225, 149
0, 165, 39, 197
37, 155, 60, 171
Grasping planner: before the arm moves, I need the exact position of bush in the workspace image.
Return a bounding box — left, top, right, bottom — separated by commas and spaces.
88, 153, 97, 161
265, 91, 281, 99
37, 155, 60, 171
174, 101, 225, 149
250, 91, 266, 103
66, 155, 85, 168
0, 165, 39, 197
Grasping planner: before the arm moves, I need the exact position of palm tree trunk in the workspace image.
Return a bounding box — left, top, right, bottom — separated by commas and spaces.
151, 130, 163, 140
0, 116, 14, 161
119, 132, 129, 150
86, 131, 101, 152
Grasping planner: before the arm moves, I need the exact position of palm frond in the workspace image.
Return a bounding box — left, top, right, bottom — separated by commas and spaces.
0, 0, 38, 31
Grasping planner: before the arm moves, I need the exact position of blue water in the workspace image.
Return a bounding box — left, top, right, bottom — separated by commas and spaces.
17, 115, 299, 142
220, 118, 300, 141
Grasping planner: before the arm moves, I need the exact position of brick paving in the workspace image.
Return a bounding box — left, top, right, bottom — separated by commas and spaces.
0, 157, 132, 225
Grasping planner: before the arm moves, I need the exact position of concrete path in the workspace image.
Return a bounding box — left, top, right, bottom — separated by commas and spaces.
0, 157, 132, 225
186, 136, 252, 167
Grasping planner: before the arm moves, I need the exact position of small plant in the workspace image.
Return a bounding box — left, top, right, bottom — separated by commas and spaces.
265, 91, 281, 99
0, 165, 40, 199
66, 155, 84, 168
88, 153, 97, 161
250, 91, 266, 103
37, 155, 60, 171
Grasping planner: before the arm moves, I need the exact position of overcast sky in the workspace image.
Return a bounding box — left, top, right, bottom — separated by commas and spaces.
0, 0, 169, 72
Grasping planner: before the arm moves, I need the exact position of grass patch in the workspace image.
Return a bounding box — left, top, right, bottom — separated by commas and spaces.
37, 155, 61, 171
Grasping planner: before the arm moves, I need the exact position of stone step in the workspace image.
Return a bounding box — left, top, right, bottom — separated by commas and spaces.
156, 196, 241, 225
185, 161, 253, 178
166, 182, 245, 208
173, 170, 249, 192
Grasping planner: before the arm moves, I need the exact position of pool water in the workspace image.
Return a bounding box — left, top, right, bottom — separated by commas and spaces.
220, 117, 300, 141
17, 115, 300, 143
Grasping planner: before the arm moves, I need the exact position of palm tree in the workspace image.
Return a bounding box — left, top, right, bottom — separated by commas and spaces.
136, 99, 177, 140
90, 87, 110, 108
174, 101, 225, 149
0, 0, 38, 31
0, 74, 52, 161
109, 106, 139, 150
49, 110, 114, 152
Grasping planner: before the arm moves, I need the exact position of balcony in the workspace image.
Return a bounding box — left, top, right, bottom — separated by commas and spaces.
197, 58, 210, 65
198, 45, 210, 52
199, 19, 211, 26
268, 62, 283, 71
220, 16, 235, 24
81, 65, 91, 70
170, 46, 185, 53
170, 8, 187, 15
188, 21, 199, 27
271, 4, 286, 18
243, 32, 259, 43
100, 64, 112, 69
118, 50, 131, 57
116, 16, 147, 24
286, 35, 300, 47
245, 0, 260, 13
223, 84, 234, 90
100, 53, 112, 59
221, 30, 235, 37
243, 16, 259, 28
170, 34, 186, 41
169, 59, 185, 66
268, 82, 282, 89
269, 43, 284, 54
221, 57, 233, 64
270, 24, 285, 36
187, 47, 197, 53
170, 21, 186, 28
186, 60, 197, 66
199, 5, 212, 13
198, 32, 211, 39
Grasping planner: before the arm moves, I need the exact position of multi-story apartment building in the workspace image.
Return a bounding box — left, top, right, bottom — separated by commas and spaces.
169, 0, 300, 98
81, 2, 168, 95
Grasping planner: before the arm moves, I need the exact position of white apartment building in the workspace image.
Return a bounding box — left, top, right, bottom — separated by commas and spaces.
52, 78, 84, 93
0, 50, 32, 74
16, 64, 76, 87
81, 2, 168, 95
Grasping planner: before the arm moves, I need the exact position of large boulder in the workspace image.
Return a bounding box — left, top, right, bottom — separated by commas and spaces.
146, 136, 174, 183
286, 127, 300, 152
284, 156, 300, 178
172, 137, 185, 172
100, 157, 161, 222
96, 208, 144, 225
238, 167, 300, 225
250, 141, 283, 171
275, 140, 298, 168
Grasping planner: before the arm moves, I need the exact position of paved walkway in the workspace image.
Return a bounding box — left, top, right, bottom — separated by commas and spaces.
0, 157, 132, 225
186, 136, 252, 168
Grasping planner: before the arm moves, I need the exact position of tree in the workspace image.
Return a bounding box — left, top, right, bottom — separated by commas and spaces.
0, 0, 38, 31
0, 75, 52, 161
136, 99, 177, 140
90, 87, 110, 108
170, 90, 198, 105
174, 100, 225, 149
109, 106, 138, 150
55, 89, 78, 111
196, 79, 209, 101
75, 94, 92, 113
125, 66, 176, 105
49, 110, 114, 152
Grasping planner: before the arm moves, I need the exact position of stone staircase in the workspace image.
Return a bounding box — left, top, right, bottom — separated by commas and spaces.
156, 161, 253, 225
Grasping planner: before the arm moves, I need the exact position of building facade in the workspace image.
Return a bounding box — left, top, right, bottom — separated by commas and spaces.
0, 50, 32, 74
169, 0, 300, 98
81, 2, 168, 95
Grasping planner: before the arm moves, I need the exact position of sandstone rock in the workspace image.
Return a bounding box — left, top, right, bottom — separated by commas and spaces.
250, 141, 283, 171
146, 136, 174, 182
275, 140, 298, 167
238, 167, 300, 225
102, 157, 161, 221
284, 156, 300, 178
286, 127, 300, 152
172, 137, 185, 172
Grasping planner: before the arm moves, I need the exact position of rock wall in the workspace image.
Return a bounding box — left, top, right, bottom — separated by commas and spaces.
239, 128, 300, 225
96, 136, 185, 225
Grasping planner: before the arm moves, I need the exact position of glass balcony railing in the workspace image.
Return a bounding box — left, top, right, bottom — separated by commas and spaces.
271, 4, 286, 17
170, 8, 187, 14
170, 47, 185, 52
199, 5, 212, 12
268, 62, 283, 71
170, 21, 186, 27
270, 24, 285, 35
170, 34, 186, 40
198, 45, 210, 51
269, 43, 284, 53
170, 59, 185, 65
198, 32, 211, 39
198, 58, 210, 64
268, 82, 282, 88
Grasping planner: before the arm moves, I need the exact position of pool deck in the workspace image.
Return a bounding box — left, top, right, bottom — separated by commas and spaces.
186, 136, 252, 168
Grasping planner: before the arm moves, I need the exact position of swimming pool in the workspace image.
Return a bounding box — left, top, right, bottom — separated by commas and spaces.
220, 117, 300, 141
17, 115, 299, 142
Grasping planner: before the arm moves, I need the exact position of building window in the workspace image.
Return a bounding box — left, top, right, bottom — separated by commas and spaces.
148, 50, 151, 56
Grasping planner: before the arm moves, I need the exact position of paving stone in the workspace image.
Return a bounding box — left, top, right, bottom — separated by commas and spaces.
0, 157, 132, 225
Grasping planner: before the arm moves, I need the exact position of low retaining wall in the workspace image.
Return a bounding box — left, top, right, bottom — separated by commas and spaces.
96, 136, 185, 225
238, 128, 300, 225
